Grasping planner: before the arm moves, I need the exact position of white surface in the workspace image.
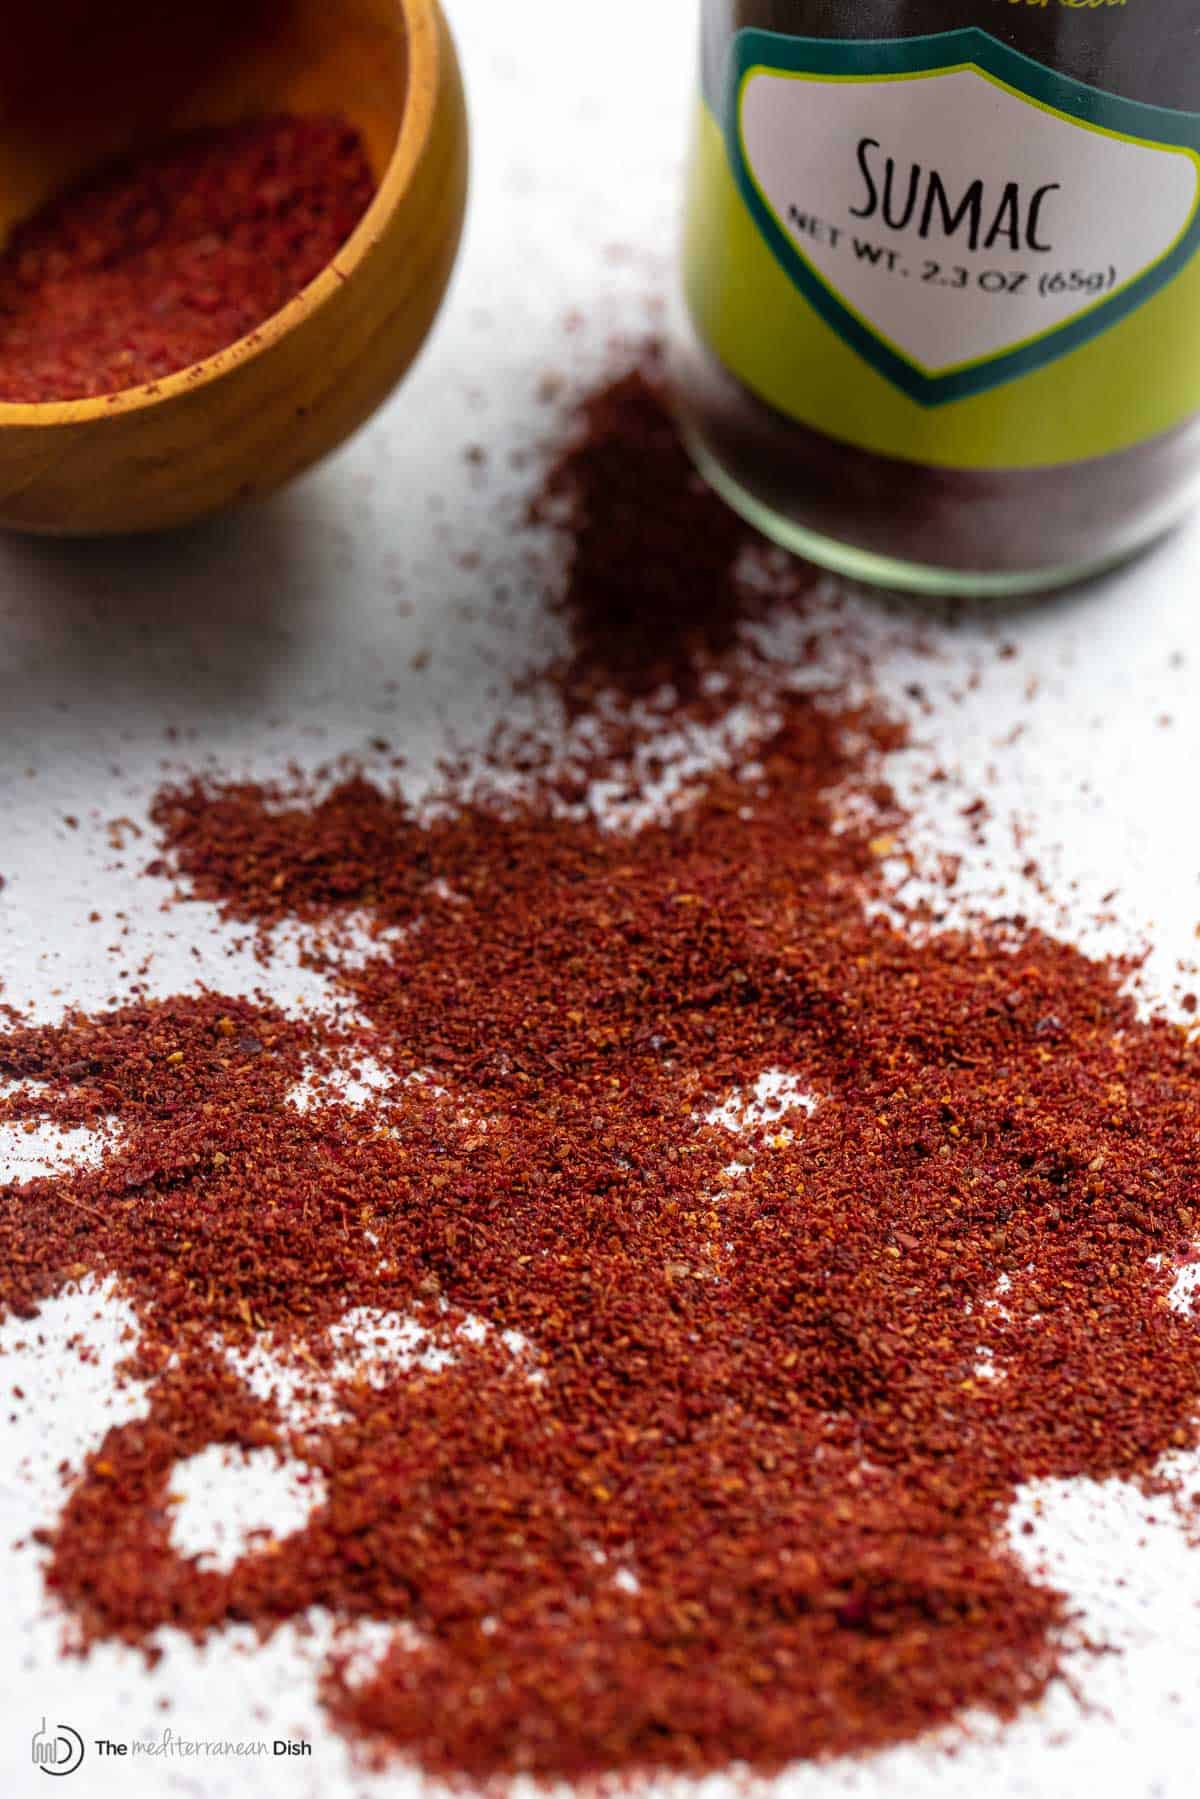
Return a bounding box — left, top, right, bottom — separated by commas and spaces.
2, 2, 1200, 1795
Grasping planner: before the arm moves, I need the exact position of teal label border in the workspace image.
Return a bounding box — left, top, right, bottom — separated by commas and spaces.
725, 28, 1200, 407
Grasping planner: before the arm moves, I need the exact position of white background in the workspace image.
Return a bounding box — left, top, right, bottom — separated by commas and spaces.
3, 2, 1200, 1795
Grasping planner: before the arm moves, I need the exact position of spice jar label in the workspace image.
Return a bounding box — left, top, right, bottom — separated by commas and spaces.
684, 28, 1200, 468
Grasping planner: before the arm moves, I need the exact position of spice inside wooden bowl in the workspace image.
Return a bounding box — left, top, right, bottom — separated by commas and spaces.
0, 0, 468, 534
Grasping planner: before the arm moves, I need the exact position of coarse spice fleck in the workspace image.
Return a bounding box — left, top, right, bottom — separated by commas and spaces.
0, 114, 376, 403
3, 362, 1200, 1786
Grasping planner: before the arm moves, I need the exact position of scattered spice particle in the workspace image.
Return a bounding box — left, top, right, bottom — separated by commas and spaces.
534, 352, 813, 709
1, 360, 1199, 1786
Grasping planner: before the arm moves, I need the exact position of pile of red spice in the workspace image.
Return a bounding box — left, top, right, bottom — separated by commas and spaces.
3, 363, 1200, 1785
534, 356, 769, 707
0, 115, 375, 403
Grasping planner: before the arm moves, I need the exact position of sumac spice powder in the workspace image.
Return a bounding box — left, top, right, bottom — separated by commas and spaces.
0, 114, 375, 403
3, 363, 1200, 1785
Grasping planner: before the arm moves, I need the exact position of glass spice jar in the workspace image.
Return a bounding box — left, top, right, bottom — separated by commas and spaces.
674, 1, 1200, 594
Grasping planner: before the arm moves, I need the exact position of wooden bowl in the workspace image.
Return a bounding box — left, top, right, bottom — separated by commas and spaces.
0, 0, 468, 534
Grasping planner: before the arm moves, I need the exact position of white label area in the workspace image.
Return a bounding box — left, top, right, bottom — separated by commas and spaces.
739, 64, 1200, 376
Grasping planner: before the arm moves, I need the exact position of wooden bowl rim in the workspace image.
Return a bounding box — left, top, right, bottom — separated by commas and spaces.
0, 0, 446, 430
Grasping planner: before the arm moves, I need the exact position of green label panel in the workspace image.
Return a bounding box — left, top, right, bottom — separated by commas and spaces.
684, 27, 1200, 469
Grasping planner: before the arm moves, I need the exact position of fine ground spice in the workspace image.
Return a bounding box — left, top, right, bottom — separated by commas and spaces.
3, 363, 1200, 1784
534, 355, 771, 706
0, 115, 376, 403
